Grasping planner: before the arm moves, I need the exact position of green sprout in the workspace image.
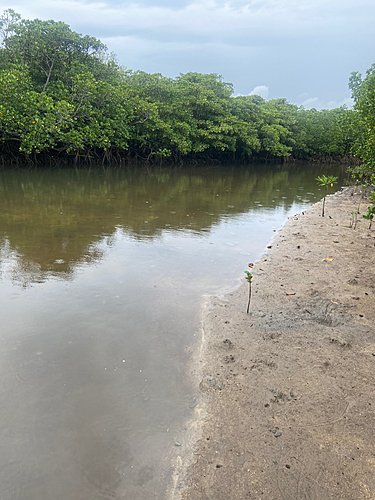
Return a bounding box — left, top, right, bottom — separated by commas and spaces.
244, 264, 254, 314
363, 206, 375, 230
350, 210, 358, 229
315, 175, 339, 217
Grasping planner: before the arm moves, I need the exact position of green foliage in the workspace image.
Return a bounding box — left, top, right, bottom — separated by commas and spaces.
0, 10, 355, 164
3, 16, 108, 91
244, 270, 254, 283
347, 164, 375, 183
315, 175, 339, 188
315, 175, 338, 217
294, 107, 350, 159
363, 205, 375, 229
244, 269, 254, 314
0, 66, 74, 153
348, 64, 375, 180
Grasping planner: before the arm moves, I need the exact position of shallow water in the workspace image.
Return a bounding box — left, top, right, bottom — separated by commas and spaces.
0, 163, 346, 499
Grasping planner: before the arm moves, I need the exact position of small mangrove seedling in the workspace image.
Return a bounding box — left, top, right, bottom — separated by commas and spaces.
363, 206, 375, 230
244, 263, 254, 314
350, 210, 358, 229
315, 175, 338, 217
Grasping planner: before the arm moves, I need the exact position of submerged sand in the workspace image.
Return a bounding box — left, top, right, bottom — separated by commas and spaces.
179, 186, 375, 500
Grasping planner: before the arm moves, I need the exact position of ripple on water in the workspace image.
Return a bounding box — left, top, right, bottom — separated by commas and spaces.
4, 353, 60, 387
5, 370, 26, 386
1, 461, 27, 500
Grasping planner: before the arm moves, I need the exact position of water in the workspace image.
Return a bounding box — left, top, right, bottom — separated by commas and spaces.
0, 163, 346, 499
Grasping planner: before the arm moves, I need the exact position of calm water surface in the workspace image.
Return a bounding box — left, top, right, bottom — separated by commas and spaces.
0, 164, 346, 499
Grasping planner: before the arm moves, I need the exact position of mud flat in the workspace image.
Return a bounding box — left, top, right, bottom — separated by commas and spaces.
180, 187, 375, 500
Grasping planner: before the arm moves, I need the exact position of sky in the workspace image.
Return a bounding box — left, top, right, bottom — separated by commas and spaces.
2, 0, 375, 109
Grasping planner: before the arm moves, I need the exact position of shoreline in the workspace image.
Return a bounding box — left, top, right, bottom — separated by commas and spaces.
179, 186, 375, 500
165, 298, 210, 500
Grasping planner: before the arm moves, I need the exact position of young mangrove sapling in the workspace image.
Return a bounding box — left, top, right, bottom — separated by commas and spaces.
244, 263, 254, 314
350, 210, 358, 229
363, 206, 375, 230
315, 175, 338, 217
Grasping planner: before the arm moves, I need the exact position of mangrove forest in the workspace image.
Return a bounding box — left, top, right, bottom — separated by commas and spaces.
0, 9, 373, 172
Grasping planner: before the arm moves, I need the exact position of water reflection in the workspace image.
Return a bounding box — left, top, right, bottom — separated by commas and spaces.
0, 164, 345, 285
0, 163, 346, 500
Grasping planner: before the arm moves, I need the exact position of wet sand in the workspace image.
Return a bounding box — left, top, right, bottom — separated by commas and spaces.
178, 187, 375, 500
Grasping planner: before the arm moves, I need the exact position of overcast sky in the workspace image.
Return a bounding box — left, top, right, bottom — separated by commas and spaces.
3, 0, 374, 109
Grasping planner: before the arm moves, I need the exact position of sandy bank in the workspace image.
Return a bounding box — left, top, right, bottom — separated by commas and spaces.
180, 187, 375, 500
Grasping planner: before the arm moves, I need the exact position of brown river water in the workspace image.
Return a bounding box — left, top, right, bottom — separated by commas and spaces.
0, 164, 346, 500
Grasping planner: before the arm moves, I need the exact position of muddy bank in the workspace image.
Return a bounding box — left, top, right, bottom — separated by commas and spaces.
180, 187, 375, 500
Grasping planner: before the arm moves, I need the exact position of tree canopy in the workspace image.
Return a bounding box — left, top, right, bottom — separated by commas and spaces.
348, 65, 375, 180
0, 10, 354, 166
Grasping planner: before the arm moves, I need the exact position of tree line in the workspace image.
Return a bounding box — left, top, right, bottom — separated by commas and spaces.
0, 10, 363, 167
347, 66, 375, 181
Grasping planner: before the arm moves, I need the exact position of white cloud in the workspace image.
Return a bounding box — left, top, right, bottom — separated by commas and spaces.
234, 85, 269, 99
300, 96, 354, 110
248, 85, 269, 99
